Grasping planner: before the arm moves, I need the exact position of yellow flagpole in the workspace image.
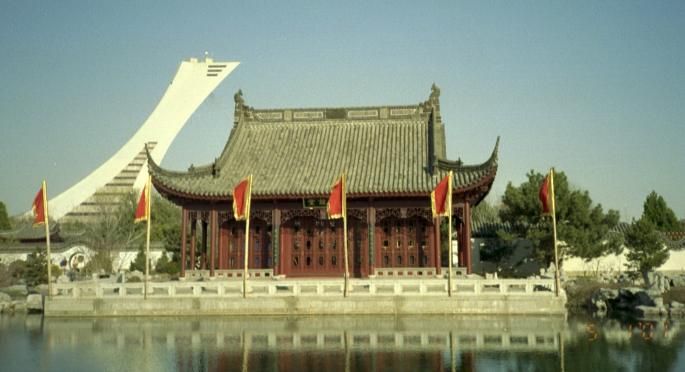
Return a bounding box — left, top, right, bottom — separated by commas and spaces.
144, 175, 152, 300
447, 171, 453, 297
550, 168, 560, 297
42, 180, 53, 298
342, 173, 349, 297
243, 175, 252, 298
241, 330, 249, 372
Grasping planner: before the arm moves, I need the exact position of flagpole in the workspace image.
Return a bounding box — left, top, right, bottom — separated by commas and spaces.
342, 173, 349, 298
447, 171, 453, 297
42, 180, 53, 298
144, 175, 152, 300
243, 175, 252, 298
550, 168, 560, 297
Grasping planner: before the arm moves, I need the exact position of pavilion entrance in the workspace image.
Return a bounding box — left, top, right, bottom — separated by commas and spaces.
375, 214, 436, 270
280, 215, 368, 277
218, 218, 272, 270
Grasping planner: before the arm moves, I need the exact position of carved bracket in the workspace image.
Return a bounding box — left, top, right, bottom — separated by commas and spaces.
252, 210, 273, 223
406, 207, 432, 221
282, 208, 320, 223
376, 208, 402, 221
347, 208, 367, 221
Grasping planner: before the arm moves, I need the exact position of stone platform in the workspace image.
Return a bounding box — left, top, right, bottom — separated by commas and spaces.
44, 278, 567, 317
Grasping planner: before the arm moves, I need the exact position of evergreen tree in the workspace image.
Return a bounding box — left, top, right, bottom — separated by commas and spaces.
24, 250, 47, 287
499, 170, 622, 264
129, 247, 146, 273
471, 200, 500, 225
624, 217, 668, 285
0, 201, 11, 230
642, 191, 681, 231
150, 195, 181, 257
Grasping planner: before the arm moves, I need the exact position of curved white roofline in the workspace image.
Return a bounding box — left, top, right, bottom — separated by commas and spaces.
44, 57, 239, 220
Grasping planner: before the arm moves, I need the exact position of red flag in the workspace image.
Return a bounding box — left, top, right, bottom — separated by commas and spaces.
539, 173, 552, 215
431, 173, 451, 218
327, 175, 345, 219
134, 183, 149, 223
233, 176, 252, 221
32, 186, 46, 226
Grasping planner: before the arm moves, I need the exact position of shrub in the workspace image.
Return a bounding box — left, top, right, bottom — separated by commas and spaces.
155, 252, 180, 275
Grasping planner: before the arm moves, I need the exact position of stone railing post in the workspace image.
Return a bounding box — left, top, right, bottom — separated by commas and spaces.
72, 286, 80, 298
192, 285, 201, 296
95, 285, 103, 298
525, 282, 534, 294
473, 281, 481, 294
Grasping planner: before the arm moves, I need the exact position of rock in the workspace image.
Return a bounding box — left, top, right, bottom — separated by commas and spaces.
26, 294, 43, 313
0, 292, 11, 314
653, 297, 664, 308
2, 284, 28, 297
671, 275, 685, 287
618, 287, 656, 307
598, 288, 619, 300
12, 300, 26, 314
56, 274, 70, 283
635, 305, 665, 317
671, 301, 685, 309
0, 292, 11, 303
129, 270, 144, 281
591, 299, 608, 313
589, 288, 619, 313
648, 272, 670, 294
670, 307, 685, 317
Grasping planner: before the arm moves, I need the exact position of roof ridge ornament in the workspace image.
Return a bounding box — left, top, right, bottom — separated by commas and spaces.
430, 83, 440, 100
234, 89, 255, 124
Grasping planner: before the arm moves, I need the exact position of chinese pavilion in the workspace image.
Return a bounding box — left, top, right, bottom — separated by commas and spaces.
148, 85, 498, 278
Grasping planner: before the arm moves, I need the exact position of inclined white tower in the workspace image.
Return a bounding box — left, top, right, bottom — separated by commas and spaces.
47, 57, 239, 222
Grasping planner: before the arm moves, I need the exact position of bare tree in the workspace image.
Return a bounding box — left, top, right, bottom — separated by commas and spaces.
81, 192, 145, 274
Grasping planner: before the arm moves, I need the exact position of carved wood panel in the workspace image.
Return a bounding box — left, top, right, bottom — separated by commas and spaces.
376, 208, 402, 221
282, 208, 320, 223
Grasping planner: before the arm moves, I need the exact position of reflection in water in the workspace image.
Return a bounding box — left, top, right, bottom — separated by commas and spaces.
1, 314, 685, 371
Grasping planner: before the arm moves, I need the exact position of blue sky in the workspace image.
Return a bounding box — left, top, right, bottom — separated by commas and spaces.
1, 1, 683, 220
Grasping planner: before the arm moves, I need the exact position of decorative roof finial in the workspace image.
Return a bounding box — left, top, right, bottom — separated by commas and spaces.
234, 89, 244, 106
430, 83, 440, 100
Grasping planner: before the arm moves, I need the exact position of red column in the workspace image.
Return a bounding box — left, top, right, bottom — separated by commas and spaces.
457, 207, 465, 269
201, 220, 207, 269
210, 210, 217, 277
368, 206, 375, 275
273, 209, 281, 275
434, 216, 441, 274
180, 208, 187, 278
464, 202, 472, 274
189, 217, 196, 271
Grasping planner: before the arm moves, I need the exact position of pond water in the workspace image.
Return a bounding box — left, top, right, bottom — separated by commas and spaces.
1, 314, 685, 371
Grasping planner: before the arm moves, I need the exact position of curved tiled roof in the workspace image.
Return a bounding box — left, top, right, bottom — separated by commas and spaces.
149, 87, 499, 200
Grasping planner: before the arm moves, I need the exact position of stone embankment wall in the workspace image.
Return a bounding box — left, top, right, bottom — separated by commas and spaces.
44, 278, 567, 317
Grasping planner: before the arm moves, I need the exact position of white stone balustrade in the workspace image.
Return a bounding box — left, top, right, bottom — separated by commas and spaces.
52, 278, 559, 299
